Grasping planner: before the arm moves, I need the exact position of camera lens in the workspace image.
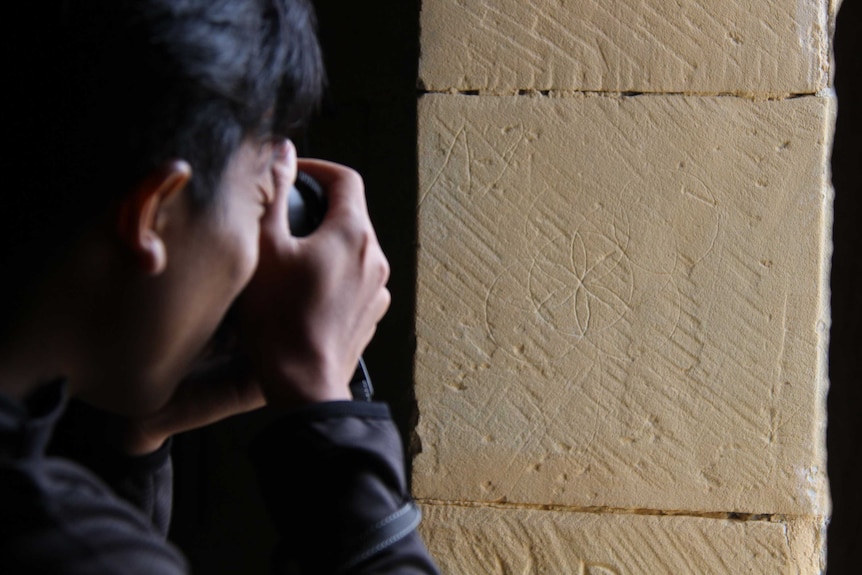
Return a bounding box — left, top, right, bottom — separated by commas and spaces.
288, 171, 327, 237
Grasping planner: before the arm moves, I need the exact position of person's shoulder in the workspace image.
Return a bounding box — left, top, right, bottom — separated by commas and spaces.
0, 455, 187, 574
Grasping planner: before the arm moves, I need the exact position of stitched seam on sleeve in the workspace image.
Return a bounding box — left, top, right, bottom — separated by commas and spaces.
368, 499, 413, 532
338, 502, 422, 573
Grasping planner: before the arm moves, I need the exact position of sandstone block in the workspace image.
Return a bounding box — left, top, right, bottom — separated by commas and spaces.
419, 0, 831, 94
415, 93, 832, 516
419, 503, 825, 574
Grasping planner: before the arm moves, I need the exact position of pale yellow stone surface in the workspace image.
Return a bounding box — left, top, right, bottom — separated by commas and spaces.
419, 0, 830, 95
414, 93, 832, 516
419, 504, 825, 574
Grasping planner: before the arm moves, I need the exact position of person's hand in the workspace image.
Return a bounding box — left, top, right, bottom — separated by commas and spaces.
235, 141, 391, 408
116, 141, 389, 453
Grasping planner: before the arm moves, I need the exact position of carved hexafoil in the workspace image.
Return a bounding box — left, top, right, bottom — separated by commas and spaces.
414, 93, 832, 516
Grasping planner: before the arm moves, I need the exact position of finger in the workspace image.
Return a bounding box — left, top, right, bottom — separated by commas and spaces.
376, 251, 391, 288
358, 291, 389, 357
261, 139, 297, 240
355, 288, 390, 356
373, 286, 392, 323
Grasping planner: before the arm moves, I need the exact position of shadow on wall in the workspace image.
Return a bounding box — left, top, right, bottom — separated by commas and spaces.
827, 1, 862, 573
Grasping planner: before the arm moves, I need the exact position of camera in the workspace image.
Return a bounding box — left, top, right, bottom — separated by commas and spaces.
288, 171, 327, 238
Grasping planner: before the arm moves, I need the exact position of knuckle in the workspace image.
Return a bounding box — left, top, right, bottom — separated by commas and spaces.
357, 233, 388, 281
378, 254, 391, 285
373, 289, 391, 323
272, 157, 293, 183
348, 222, 374, 252
337, 219, 368, 251
339, 166, 364, 191
380, 287, 392, 312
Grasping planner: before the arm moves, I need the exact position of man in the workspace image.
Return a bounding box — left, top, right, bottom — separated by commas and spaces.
0, 0, 439, 572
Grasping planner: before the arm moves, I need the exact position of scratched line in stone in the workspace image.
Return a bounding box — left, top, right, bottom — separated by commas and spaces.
420, 0, 826, 94
482, 159, 716, 365
415, 93, 830, 516
419, 504, 822, 574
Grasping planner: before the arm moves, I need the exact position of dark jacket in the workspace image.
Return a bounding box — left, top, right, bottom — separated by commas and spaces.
0, 381, 439, 574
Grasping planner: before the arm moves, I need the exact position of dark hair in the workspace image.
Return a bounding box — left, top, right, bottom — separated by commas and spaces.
1, 0, 325, 333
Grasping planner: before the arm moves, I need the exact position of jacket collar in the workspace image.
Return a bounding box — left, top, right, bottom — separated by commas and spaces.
0, 379, 67, 459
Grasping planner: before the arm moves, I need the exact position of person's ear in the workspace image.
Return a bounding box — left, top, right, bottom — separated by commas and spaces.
117, 160, 192, 275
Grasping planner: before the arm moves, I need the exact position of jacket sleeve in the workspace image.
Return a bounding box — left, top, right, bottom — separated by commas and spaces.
47, 398, 174, 536
249, 401, 440, 575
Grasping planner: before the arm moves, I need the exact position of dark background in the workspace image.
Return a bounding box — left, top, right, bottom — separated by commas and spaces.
826, 1, 862, 572
169, 1, 861, 572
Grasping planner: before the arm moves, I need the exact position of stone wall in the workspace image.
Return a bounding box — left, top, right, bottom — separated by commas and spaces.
414, 1, 839, 572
